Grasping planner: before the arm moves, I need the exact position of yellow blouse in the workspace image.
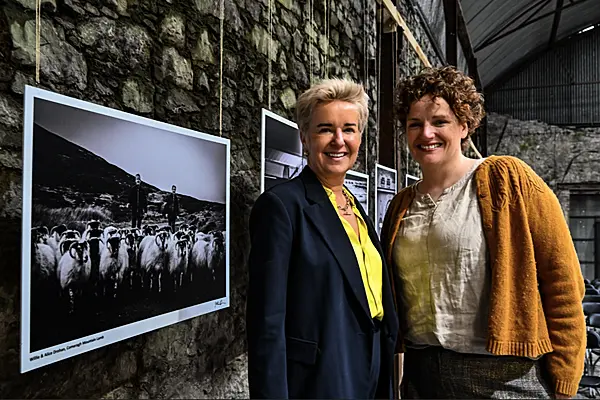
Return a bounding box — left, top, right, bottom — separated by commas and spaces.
323, 185, 384, 320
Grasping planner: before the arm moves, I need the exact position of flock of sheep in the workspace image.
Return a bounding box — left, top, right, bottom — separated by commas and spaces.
30, 220, 226, 314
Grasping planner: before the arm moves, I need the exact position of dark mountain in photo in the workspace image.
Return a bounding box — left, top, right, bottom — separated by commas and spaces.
32, 123, 223, 223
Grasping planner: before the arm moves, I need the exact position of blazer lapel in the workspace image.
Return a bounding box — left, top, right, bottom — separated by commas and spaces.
301, 167, 372, 322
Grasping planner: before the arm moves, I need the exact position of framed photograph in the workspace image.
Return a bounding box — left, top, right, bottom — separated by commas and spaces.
260, 108, 306, 193
345, 170, 369, 215
21, 85, 230, 372
375, 164, 397, 236
405, 173, 420, 188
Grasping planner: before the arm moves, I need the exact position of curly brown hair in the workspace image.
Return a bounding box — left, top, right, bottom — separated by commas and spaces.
394, 66, 485, 146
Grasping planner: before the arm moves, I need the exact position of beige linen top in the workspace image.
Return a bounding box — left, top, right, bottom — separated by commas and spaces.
392, 158, 492, 354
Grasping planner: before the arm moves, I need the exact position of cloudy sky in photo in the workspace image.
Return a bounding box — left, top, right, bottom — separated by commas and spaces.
34, 97, 227, 204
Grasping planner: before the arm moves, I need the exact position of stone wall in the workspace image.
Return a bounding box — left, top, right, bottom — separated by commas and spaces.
486, 111, 600, 215
0, 0, 435, 396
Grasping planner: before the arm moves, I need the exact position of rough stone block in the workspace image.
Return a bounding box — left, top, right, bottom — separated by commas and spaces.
280, 9, 298, 29
13, 0, 56, 12
277, 0, 292, 10
122, 78, 154, 113
280, 87, 296, 110
195, 71, 210, 92
78, 18, 152, 72
158, 47, 193, 90
248, 26, 279, 62
192, 30, 215, 65
10, 71, 35, 95
164, 88, 200, 113
160, 13, 186, 49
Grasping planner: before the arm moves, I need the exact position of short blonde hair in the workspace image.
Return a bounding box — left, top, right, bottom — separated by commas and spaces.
295, 78, 369, 136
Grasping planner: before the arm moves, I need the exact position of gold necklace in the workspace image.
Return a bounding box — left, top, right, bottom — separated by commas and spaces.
337, 190, 353, 216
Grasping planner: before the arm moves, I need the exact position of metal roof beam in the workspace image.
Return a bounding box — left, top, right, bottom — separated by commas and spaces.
549, 0, 565, 46
456, 0, 482, 90
475, 0, 591, 52
476, 0, 550, 51
444, 0, 458, 66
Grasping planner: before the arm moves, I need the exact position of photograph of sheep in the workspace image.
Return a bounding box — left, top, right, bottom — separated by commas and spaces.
261, 108, 306, 193
20, 85, 230, 373
344, 170, 369, 215
375, 164, 397, 237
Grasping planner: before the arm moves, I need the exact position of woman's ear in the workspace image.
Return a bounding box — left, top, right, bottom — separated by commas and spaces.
460, 122, 469, 139
301, 130, 309, 147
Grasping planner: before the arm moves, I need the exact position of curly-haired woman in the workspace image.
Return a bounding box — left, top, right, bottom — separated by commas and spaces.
381, 66, 586, 399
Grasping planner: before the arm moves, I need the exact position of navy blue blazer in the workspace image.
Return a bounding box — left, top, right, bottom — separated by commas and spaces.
246, 165, 399, 399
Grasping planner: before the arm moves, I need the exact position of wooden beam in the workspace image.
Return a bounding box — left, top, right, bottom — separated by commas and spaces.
378, 0, 432, 67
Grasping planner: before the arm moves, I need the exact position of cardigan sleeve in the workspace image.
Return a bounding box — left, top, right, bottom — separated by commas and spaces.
520, 162, 586, 397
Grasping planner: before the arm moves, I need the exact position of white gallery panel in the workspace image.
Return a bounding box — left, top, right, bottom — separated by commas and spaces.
21, 86, 230, 372
405, 173, 420, 188
260, 108, 305, 193
345, 170, 369, 215
375, 164, 398, 236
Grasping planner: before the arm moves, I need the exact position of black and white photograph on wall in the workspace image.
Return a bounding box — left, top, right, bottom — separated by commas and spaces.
344, 170, 369, 215
20, 85, 230, 373
405, 173, 420, 187
261, 108, 306, 193
375, 164, 397, 237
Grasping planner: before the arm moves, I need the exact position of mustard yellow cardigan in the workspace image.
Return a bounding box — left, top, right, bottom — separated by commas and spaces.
380, 155, 586, 397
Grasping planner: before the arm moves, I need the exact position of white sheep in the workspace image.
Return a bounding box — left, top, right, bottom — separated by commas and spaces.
31, 229, 57, 286
46, 224, 68, 253
189, 232, 221, 283
122, 233, 139, 290
57, 240, 92, 313
55, 230, 82, 267
206, 231, 225, 281
102, 226, 119, 242
138, 231, 170, 294
34, 226, 50, 244
84, 220, 103, 242
86, 236, 104, 296
167, 238, 189, 292
98, 235, 129, 299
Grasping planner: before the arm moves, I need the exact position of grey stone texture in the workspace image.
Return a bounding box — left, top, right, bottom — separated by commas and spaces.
0, 0, 432, 396
487, 111, 600, 216
487, 112, 600, 191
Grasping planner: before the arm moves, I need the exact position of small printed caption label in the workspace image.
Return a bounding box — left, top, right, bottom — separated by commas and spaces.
29, 335, 104, 361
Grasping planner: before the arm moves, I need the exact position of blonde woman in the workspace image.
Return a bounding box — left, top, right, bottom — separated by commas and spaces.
247, 79, 399, 399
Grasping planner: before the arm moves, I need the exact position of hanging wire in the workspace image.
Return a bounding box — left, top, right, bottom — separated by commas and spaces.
324, 0, 328, 79
268, 0, 272, 109
309, 0, 313, 85
35, 0, 41, 83
219, 0, 224, 136
393, 27, 398, 171
376, 1, 383, 168
363, 0, 368, 171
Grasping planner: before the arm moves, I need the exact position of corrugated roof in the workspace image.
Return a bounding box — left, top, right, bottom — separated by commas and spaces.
460, 0, 600, 88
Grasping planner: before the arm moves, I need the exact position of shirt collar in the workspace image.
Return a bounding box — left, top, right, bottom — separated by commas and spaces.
322, 184, 357, 208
